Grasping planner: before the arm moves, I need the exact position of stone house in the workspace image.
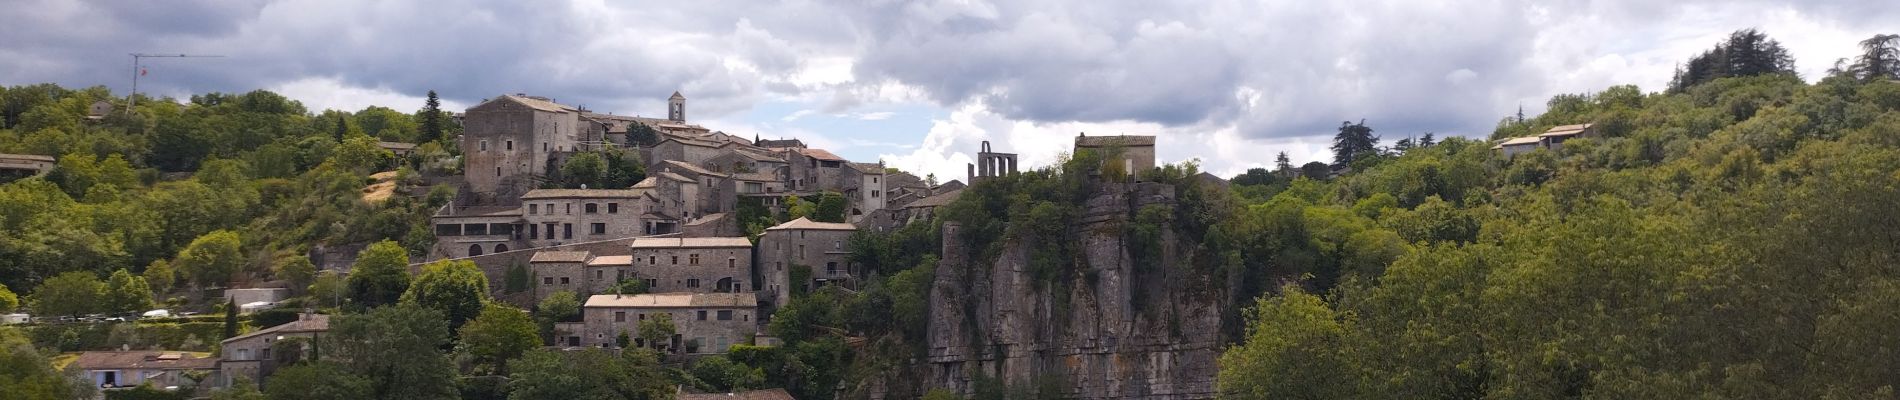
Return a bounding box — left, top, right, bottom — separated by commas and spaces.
218, 313, 329, 388
429, 205, 525, 259
578, 293, 758, 354
780, 147, 848, 193
648, 136, 725, 167
584, 255, 635, 294
656, 160, 735, 216
1491, 136, 1544, 157
628, 237, 755, 294
69, 351, 217, 393
377, 141, 418, 157
1073, 134, 1157, 177
757, 217, 858, 308
529, 251, 591, 302
1537, 123, 1595, 150
843, 162, 888, 223
461, 94, 599, 203
520, 188, 660, 248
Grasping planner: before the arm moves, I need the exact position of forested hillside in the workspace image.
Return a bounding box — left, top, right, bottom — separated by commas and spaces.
1219, 34, 1900, 398
0, 86, 458, 299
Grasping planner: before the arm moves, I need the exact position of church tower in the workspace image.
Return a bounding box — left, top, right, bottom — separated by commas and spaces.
668, 91, 686, 122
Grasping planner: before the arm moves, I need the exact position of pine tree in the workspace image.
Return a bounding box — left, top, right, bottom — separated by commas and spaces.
1670, 29, 1797, 92
1275, 152, 1293, 177
223, 299, 239, 339
1331, 120, 1378, 167
1419, 133, 1436, 147
333, 115, 348, 141
1854, 34, 1899, 81
420, 90, 443, 144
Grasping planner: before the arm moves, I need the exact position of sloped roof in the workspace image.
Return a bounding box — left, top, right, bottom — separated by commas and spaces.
0, 153, 56, 162
670, 91, 685, 100
495, 94, 576, 113
522, 188, 647, 199
659, 171, 695, 183
587, 255, 633, 266
630, 237, 754, 249
848, 162, 886, 174
531, 251, 593, 263
766, 217, 858, 231
662, 160, 723, 177
632, 177, 659, 189
797, 148, 845, 161
69, 351, 218, 371
1075, 135, 1157, 147
906, 188, 964, 209
376, 141, 418, 150
222, 314, 330, 344
1491, 136, 1544, 149
585, 293, 755, 308
885, 172, 925, 189
1538, 123, 1595, 137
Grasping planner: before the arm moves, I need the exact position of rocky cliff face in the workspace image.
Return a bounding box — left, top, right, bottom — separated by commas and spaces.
911, 182, 1225, 399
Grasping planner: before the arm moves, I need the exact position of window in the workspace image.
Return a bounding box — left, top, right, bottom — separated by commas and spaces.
261, 348, 272, 360
690, 254, 700, 265
530, 204, 538, 214
529, 224, 538, 239
615, 312, 626, 322
834, 241, 842, 250
617, 270, 626, 280
608, 203, 619, 214
645, 278, 658, 288
776, 262, 782, 271
543, 277, 553, 285
544, 142, 549, 151
872, 190, 879, 198
505, 140, 513, 150
480, 140, 488, 151
470, 244, 484, 256
717, 310, 733, 320
728, 258, 736, 268
560, 277, 570, 285
595, 270, 603, 279
564, 223, 573, 239
687, 279, 700, 288
672, 256, 679, 265
591, 223, 605, 235
237, 348, 251, 361
799, 245, 805, 260
565, 204, 572, 214
585, 203, 598, 214
495, 167, 501, 177
649, 256, 656, 264
697, 310, 707, 320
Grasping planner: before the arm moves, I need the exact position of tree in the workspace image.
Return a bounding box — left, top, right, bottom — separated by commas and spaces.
1231, 168, 1275, 186
1217, 285, 1363, 399
174, 230, 243, 292
0, 283, 16, 313
536, 290, 580, 342
558, 152, 606, 189
142, 260, 175, 298
346, 240, 411, 308
419, 91, 444, 144
0, 327, 92, 399
331, 136, 393, 173
1419, 132, 1435, 147
784, 195, 816, 221
1330, 119, 1378, 167
1274, 152, 1293, 177
223, 299, 239, 339
626, 122, 660, 147
327, 304, 457, 400
1299, 161, 1331, 181
507, 348, 673, 400
276, 255, 316, 296
1669, 29, 1798, 92
261, 362, 372, 400
308, 272, 348, 308
30, 271, 102, 317
614, 278, 648, 295
638, 312, 676, 351
459, 303, 539, 375
209, 377, 265, 400
503, 263, 530, 294
1852, 34, 1899, 81
601, 150, 647, 188
813, 191, 847, 223
401, 259, 489, 332
103, 269, 154, 315
689, 356, 766, 391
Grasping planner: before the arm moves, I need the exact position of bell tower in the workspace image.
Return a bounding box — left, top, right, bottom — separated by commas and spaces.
668, 91, 686, 122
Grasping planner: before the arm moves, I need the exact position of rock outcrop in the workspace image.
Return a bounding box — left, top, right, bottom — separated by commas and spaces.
908, 182, 1225, 399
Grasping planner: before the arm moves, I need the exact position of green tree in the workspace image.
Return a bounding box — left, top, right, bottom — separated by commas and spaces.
346, 240, 411, 308
1670, 29, 1799, 92
784, 195, 816, 221
460, 303, 540, 375
418, 90, 444, 144
223, 299, 238, 339
1851, 33, 1900, 81
503, 263, 530, 294
813, 191, 847, 222
261, 362, 372, 400
689, 355, 766, 391
103, 269, 154, 315
31, 271, 102, 317
209, 377, 265, 400
0, 327, 92, 399
1331, 119, 1378, 167
626, 122, 660, 147
0, 283, 16, 312
327, 304, 457, 400
614, 278, 648, 295
142, 260, 175, 298
275, 255, 316, 296
559, 152, 606, 189
536, 290, 580, 342
174, 230, 243, 292
1274, 152, 1293, 177
506, 348, 673, 400
308, 271, 348, 308
637, 312, 676, 351
331, 135, 393, 173
354, 106, 418, 142
401, 259, 489, 332
1217, 285, 1363, 399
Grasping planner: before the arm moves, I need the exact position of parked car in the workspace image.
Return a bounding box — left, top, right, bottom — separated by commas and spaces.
142, 309, 172, 318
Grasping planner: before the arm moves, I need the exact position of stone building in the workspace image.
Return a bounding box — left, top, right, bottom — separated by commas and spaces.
218, 313, 329, 388
780, 147, 849, 193
967, 140, 1019, 184
1073, 134, 1157, 177
757, 217, 858, 308
628, 237, 754, 294
656, 160, 735, 216
578, 293, 758, 353
430, 205, 524, 259
585, 255, 635, 294
69, 351, 217, 392
461, 94, 604, 203
529, 251, 590, 302
520, 188, 663, 248
844, 162, 888, 222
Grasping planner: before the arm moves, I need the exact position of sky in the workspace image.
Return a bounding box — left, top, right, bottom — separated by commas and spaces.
2, 0, 1894, 181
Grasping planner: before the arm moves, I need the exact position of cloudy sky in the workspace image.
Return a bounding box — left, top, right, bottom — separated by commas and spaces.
2, 0, 1893, 180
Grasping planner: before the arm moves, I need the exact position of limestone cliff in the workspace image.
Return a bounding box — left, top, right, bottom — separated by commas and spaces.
896, 182, 1226, 399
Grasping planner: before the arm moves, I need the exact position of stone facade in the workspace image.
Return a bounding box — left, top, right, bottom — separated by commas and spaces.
462, 95, 592, 203
219, 314, 329, 388
1074, 134, 1158, 177
70, 351, 217, 392
519, 189, 663, 248
628, 237, 754, 294
756, 218, 857, 308
430, 205, 526, 259
578, 293, 758, 354
844, 162, 888, 223
529, 251, 590, 303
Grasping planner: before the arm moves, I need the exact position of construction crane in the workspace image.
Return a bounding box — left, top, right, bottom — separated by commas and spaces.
128, 53, 223, 113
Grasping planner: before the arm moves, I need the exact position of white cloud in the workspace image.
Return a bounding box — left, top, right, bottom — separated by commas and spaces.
271, 77, 465, 113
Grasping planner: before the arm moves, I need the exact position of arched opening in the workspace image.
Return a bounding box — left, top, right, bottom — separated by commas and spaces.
716, 277, 736, 293
468, 244, 484, 257
493, 243, 509, 253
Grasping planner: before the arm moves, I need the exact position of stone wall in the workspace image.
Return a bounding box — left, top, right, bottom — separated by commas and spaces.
627, 246, 753, 293
411, 234, 675, 308
902, 182, 1222, 399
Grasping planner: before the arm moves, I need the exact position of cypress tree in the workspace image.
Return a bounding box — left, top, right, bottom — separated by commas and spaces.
420, 90, 443, 143
223, 299, 239, 339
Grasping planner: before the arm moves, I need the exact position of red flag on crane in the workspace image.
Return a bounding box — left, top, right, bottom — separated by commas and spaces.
140, 67, 147, 76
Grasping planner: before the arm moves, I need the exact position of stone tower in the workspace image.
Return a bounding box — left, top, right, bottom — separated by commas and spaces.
668, 91, 686, 122
966, 140, 1018, 184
